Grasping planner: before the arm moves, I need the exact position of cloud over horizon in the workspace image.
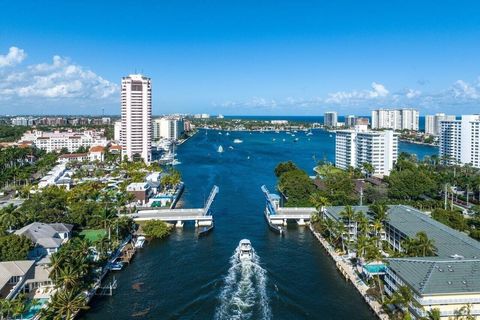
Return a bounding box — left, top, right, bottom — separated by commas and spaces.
214, 78, 480, 115
0, 46, 118, 113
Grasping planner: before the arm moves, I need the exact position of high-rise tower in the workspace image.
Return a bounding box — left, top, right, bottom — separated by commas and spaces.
120, 74, 152, 163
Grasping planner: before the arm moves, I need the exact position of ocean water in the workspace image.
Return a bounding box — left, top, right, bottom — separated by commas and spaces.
83, 129, 437, 320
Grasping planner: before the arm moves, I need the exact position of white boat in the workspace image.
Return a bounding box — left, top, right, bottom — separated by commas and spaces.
218, 145, 224, 153
272, 138, 276, 141
109, 261, 124, 271
226, 132, 230, 136
294, 138, 299, 142
306, 132, 313, 136
238, 239, 253, 261
134, 236, 146, 248
233, 139, 243, 144
168, 159, 182, 166
228, 146, 234, 149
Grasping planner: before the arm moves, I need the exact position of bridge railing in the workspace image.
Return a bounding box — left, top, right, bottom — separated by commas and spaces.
203, 185, 219, 215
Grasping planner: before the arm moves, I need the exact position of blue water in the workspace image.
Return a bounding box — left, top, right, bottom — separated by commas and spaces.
83, 129, 437, 320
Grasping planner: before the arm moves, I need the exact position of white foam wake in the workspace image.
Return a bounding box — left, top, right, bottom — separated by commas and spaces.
215, 245, 271, 320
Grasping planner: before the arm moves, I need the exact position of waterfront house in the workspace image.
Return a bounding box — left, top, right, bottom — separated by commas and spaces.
15, 222, 73, 259
0, 260, 35, 299
126, 182, 153, 206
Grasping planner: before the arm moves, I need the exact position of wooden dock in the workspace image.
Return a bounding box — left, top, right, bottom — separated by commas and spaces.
119, 243, 136, 264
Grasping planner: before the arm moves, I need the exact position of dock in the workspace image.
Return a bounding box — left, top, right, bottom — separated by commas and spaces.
261, 185, 316, 232
127, 185, 219, 229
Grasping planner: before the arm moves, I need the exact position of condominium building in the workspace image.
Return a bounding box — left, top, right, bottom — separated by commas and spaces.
371, 108, 419, 131
439, 115, 480, 168
11, 117, 35, 126
19, 130, 107, 153
153, 117, 184, 141
335, 125, 398, 176
323, 205, 480, 319
345, 115, 356, 127
120, 74, 152, 163
324, 111, 338, 128
114, 120, 122, 142
425, 113, 456, 136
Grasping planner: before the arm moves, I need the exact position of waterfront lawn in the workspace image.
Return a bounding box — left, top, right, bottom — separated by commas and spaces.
79, 229, 107, 242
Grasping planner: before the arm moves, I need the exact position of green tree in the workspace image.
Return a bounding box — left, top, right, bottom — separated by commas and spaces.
274, 161, 298, 178
389, 285, 423, 320
142, 220, 172, 239
0, 234, 33, 261
42, 289, 89, 320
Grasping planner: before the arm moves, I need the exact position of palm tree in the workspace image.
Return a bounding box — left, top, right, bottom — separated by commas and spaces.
365, 245, 386, 304
45, 289, 89, 320
309, 192, 330, 213
0, 204, 18, 231
48, 253, 65, 282
56, 266, 82, 290
340, 205, 356, 251
425, 308, 441, 320
362, 162, 375, 178
416, 232, 436, 257
389, 285, 423, 319
0, 299, 14, 320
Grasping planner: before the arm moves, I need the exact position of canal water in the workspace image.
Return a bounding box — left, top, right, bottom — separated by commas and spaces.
83, 129, 437, 320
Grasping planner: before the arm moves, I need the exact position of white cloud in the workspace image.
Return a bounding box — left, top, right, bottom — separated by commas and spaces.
0, 47, 27, 68
325, 82, 390, 104
0, 47, 118, 107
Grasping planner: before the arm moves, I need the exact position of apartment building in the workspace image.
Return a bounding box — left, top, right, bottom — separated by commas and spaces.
425, 113, 456, 136
371, 108, 419, 131
439, 115, 480, 168
324, 111, 338, 128
153, 117, 184, 141
335, 125, 398, 176
19, 130, 107, 153
120, 74, 152, 163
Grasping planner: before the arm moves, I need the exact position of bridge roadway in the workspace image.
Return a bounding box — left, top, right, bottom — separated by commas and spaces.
127, 185, 218, 228
261, 185, 316, 227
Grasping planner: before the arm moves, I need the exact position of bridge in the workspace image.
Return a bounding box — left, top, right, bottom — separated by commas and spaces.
128, 185, 219, 228
261, 185, 316, 233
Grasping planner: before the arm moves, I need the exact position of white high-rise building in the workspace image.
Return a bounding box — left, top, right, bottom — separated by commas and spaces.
153, 117, 184, 141
425, 113, 456, 136
114, 121, 122, 142
439, 115, 480, 168
371, 108, 419, 131
324, 112, 338, 127
345, 115, 356, 127
120, 74, 152, 163
336, 125, 398, 176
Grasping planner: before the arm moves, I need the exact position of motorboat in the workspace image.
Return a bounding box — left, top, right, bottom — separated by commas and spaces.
233, 139, 243, 144
238, 239, 253, 261
218, 145, 224, 153
134, 236, 146, 249
109, 261, 124, 271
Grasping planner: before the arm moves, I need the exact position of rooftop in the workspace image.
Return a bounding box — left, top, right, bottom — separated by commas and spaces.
388, 258, 480, 295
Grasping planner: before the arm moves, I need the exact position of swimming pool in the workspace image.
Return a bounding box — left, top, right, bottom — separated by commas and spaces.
363, 264, 386, 274
22, 298, 49, 320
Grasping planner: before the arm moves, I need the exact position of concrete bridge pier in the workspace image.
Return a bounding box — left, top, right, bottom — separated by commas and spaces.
176, 220, 184, 228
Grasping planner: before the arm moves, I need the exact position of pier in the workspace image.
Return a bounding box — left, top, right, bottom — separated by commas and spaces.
261, 185, 316, 232
127, 185, 219, 228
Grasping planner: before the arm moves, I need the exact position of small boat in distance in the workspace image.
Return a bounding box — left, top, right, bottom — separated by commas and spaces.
134, 236, 146, 249
218, 145, 224, 153
294, 138, 299, 142
233, 139, 243, 144
238, 239, 253, 261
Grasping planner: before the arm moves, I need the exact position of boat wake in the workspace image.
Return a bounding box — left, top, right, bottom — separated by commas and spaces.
215, 245, 271, 320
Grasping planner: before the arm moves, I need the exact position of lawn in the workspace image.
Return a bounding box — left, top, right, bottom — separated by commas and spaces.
79, 229, 107, 242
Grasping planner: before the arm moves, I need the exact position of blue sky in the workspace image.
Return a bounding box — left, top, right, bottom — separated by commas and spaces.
1, 0, 480, 116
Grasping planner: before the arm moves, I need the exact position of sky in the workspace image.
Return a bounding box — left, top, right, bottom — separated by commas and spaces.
1, 0, 480, 116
